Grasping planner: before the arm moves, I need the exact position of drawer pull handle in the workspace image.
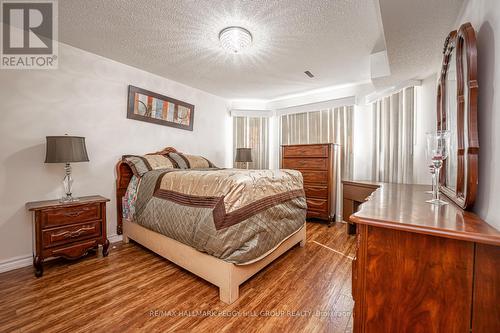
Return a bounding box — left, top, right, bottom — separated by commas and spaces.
59, 207, 92, 218
52, 227, 94, 240
64, 211, 82, 217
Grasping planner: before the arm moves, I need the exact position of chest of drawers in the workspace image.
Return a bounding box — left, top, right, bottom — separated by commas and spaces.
281, 144, 337, 224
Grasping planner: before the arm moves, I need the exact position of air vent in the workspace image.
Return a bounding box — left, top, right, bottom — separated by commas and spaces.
304, 71, 314, 78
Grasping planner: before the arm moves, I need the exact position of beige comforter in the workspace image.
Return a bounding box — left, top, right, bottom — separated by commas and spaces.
130, 168, 307, 264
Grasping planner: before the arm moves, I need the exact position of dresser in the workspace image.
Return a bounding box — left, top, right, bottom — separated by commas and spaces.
26, 195, 110, 277
281, 144, 337, 224
349, 182, 500, 333
342, 180, 380, 234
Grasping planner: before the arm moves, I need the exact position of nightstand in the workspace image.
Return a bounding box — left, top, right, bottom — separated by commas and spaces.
26, 195, 110, 277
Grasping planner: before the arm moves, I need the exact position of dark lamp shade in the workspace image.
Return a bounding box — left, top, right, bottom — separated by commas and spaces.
235, 148, 252, 163
45, 136, 89, 163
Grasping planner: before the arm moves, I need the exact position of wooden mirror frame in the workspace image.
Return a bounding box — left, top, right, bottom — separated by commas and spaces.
437, 22, 479, 209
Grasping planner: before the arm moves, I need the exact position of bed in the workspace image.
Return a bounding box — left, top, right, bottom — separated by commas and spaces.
115, 147, 307, 304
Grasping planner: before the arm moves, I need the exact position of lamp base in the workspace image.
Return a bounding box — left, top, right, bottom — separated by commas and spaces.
60, 195, 79, 203
61, 163, 77, 203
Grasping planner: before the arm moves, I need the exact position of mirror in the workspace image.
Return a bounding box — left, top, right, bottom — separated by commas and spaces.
445, 47, 458, 192
437, 23, 479, 209
461, 41, 469, 198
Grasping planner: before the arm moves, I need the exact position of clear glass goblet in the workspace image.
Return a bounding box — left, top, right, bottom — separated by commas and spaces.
426, 164, 436, 194
425, 130, 450, 205
425, 133, 436, 194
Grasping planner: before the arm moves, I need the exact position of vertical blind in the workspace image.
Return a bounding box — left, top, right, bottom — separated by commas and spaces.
371, 87, 415, 183
233, 116, 269, 169
280, 106, 354, 179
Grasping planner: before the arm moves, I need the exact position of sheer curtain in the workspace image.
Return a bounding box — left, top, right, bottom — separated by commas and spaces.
280, 106, 354, 179
371, 87, 415, 183
233, 116, 269, 169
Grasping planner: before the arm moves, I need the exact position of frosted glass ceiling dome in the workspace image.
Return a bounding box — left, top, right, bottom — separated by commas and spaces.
219, 26, 253, 54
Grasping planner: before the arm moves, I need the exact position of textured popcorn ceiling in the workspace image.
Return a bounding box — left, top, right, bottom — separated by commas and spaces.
374, 0, 465, 88
58, 0, 464, 99
59, 0, 381, 99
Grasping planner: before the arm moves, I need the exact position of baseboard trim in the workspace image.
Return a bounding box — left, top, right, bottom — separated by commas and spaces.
109, 234, 123, 243
0, 255, 32, 273
0, 234, 123, 274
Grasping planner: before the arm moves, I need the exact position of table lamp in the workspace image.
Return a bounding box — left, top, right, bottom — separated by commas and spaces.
45, 135, 89, 202
235, 147, 252, 169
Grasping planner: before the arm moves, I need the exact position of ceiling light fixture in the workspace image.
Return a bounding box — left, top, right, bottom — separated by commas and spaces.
219, 26, 253, 54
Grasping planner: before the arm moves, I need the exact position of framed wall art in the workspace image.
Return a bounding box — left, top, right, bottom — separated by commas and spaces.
127, 85, 194, 131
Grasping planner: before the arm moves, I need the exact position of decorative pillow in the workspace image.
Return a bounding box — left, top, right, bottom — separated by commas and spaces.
143, 154, 176, 170
123, 154, 176, 176
122, 175, 140, 220
168, 152, 216, 169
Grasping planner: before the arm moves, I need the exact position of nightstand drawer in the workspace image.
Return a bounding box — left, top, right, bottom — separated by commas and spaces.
45, 239, 99, 259
41, 203, 101, 227
42, 221, 101, 248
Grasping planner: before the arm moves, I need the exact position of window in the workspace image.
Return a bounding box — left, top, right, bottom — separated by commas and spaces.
233, 116, 269, 169
280, 106, 354, 179
371, 87, 415, 183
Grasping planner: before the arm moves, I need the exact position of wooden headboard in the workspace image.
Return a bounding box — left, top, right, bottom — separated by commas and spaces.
115, 146, 177, 234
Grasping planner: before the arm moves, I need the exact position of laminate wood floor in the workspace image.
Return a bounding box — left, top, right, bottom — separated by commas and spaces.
0, 222, 356, 333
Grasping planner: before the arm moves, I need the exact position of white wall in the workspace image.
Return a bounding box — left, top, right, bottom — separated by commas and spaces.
0, 43, 230, 263
455, 0, 500, 229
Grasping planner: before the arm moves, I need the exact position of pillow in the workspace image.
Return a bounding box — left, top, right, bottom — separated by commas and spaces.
123, 154, 176, 176
168, 152, 216, 169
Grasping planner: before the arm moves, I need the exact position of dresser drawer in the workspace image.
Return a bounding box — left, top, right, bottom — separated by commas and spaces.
283, 145, 329, 158
300, 170, 328, 184
304, 185, 328, 199
42, 221, 101, 248
306, 198, 328, 213
41, 203, 101, 227
282, 158, 328, 170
